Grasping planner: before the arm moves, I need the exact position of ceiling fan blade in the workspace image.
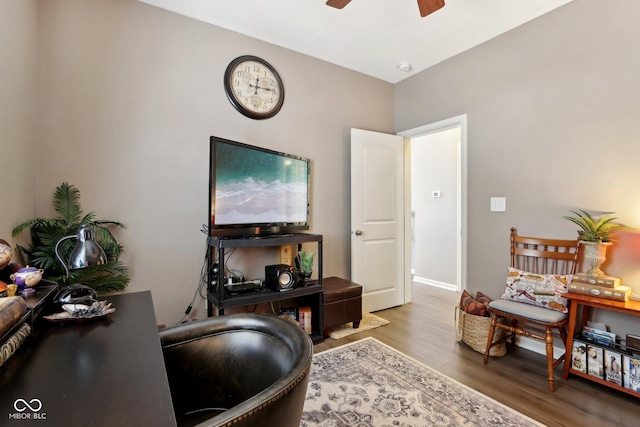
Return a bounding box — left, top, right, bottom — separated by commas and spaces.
417, 0, 445, 17
326, 0, 352, 9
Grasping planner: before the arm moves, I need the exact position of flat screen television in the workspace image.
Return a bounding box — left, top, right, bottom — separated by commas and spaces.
209, 136, 310, 237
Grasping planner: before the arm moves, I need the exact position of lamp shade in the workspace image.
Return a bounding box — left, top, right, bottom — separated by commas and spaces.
68, 224, 107, 269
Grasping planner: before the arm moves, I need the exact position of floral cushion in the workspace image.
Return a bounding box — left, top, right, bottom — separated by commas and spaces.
499, 267, 571, 313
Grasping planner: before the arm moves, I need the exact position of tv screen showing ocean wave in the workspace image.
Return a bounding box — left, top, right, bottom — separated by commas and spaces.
214, 140, 309, 225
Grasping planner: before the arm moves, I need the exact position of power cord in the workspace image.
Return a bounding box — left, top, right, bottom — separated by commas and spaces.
222, 248, 244, 282
177, 225, 210, 325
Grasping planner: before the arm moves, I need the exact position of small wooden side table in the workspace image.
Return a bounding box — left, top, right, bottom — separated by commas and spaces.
562, 292, 640, 398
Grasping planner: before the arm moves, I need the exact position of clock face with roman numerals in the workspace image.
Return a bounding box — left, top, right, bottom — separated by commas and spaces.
224, 55, 285, 120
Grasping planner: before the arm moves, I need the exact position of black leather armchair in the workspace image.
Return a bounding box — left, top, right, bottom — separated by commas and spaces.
159, 313, 313, 427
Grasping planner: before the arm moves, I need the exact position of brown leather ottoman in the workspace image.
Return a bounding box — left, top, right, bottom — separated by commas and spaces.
323, 277, 362, 338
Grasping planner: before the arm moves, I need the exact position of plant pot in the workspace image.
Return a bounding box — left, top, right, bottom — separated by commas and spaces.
580, 241, 612, 277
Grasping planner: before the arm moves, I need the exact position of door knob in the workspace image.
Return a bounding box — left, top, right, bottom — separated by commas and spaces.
354, 230, 363, 236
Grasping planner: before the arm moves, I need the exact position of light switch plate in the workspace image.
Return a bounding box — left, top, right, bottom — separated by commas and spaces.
490, 197, 506, 212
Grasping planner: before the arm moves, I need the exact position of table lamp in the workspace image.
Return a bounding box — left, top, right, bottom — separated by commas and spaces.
54, 224, 107, 304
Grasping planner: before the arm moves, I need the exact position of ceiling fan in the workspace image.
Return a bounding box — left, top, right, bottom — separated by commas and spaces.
326, 0, 445, 18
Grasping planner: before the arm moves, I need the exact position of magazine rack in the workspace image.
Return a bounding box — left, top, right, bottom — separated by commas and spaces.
562, 292, 640, 398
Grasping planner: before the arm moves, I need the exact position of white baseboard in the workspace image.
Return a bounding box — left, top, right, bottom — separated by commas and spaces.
516, 336, 565, 359
413, 276, 456, 291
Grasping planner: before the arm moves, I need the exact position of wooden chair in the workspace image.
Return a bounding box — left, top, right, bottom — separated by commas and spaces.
483, 227, 582, 392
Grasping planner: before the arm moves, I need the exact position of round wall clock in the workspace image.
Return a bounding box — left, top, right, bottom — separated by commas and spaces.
224, 55, 285, 120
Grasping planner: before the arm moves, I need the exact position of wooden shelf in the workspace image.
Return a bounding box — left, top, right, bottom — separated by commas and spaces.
563, 292, 640, 313
208, 283, 322, 308
567, 367, 640, 398
563, 292, 640, 398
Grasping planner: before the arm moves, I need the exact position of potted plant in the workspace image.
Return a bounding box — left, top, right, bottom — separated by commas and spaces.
563, 209, 626, 276
298, 250, 314, 280
11, 182, 129, 295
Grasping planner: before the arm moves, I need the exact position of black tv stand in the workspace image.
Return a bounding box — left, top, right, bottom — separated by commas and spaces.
247, 233, 295, 240
206, 233, 324, 343
220, 232, 299, 241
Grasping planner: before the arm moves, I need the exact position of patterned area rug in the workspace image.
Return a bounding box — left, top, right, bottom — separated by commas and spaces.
329, 313, 390, 339
301, 338, 544, 427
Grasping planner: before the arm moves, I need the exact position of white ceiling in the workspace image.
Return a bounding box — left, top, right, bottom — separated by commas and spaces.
137, 0, 573, 83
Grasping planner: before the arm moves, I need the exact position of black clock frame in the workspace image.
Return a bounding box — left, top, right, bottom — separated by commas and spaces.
223, 55, 285, 120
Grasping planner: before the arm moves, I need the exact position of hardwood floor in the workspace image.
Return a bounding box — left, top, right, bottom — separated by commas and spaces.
314, 284, 638, 427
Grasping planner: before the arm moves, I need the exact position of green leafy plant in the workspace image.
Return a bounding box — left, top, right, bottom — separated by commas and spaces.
298, 250, 314, 273
563, 209, 626, 243
12, 182, 129, 294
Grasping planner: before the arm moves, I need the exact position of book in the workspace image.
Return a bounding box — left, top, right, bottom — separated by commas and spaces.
622, 354, 640, 392
571, 339, 588, 373
277, 244, 294, 266
0, 296, 27, 339
587, 344, 604, 379
582, 326, 616, 346
580, 333, 613, 347
572, 274, 620, 288
604, 348, 623, 385
567, 282, 631, 302
0, 323, 31, 368
279, 307, 298, 322
298, 306, 312, 334
587, 321, 608, 331
626, 334, 640, 353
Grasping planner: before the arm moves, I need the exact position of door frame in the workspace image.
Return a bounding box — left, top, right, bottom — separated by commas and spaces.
398, 114, 467, 298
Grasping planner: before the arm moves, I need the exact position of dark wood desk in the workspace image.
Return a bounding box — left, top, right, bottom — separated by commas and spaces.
562, 292, 640, 398
0, 291, 177, 426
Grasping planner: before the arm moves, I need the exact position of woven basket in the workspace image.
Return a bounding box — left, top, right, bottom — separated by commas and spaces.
455, 304, 507, 357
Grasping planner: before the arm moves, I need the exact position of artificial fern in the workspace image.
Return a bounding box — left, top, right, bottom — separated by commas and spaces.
12, 182, 129, 295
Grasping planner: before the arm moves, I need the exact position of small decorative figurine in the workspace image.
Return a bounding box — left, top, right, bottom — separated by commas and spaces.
11, 265, 44, 293
0, 239, 23, 286
0, 239, 12, 270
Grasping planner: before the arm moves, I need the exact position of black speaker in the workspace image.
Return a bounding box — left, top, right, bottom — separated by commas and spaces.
265, 264, 296, 291
209, 263, 220, 291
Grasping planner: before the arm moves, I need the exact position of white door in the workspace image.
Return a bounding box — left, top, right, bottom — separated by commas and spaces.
351, 128, 407, 312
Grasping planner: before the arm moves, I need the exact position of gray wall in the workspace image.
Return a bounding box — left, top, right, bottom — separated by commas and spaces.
0, 0, 38, 240
4, 0, 393, 326
4, 0, 640, 334
396, 0, 640, 333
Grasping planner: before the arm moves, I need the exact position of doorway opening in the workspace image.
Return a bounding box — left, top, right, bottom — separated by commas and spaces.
399, 115, 466, 297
